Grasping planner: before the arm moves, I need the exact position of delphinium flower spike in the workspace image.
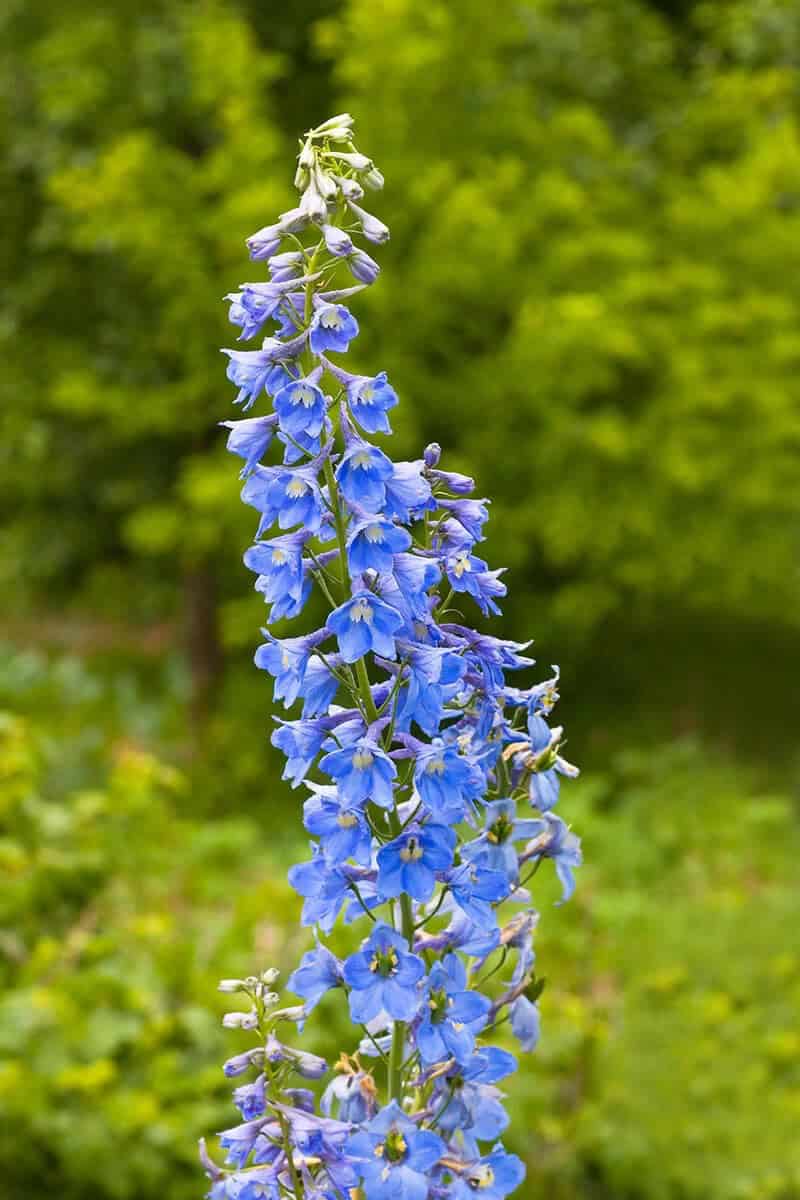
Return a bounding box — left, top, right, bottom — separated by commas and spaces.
201, 113, 581, 1200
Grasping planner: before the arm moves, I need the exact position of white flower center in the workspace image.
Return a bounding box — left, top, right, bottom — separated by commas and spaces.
350, 597, 373, 624
272, 548, 288, 565
364, 523, 384, 543
292, 384, 316, 408
286, 478, 308, 498
337, 812, 359, 829
352, 748, 374, 771
320, 310, 342, 329
351, 450, 373, 470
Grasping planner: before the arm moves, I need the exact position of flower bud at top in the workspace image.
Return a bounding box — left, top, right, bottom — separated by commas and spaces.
423, 443, 442, 467
261, 967, 280, 985
311, 112, 354, 137
218, 978, 247, 993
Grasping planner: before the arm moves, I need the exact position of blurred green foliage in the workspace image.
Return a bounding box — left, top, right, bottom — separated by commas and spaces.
2, 0, 798, 736
1, 0, 799, 1197
1, 665, 798, 1199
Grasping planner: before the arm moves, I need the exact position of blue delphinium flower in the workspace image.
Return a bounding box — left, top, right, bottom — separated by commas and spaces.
319, 735, 397, 808
287, 941, 343, 1013
303, 787, 373, 865
342, 924, 424, 1023
416, 954, 491, 1065
273, 374, 327, 439
463, 798, 543, 882
309, 301, 359, 353
327, 591, 404, 662
347, 514, 412, 575
348, 371, 398, 433
201, 115, 581, 1200
521, 812, 583, 903
221, 414, 279, 475
254, 629, 327, 707
449, 1146, 526, 1200
335, 435, 394, 509
347, 1102, 444, 1200
376, 823, 456, 902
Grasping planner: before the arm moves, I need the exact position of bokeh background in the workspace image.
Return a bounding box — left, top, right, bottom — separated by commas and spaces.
1, 1, 799, 1197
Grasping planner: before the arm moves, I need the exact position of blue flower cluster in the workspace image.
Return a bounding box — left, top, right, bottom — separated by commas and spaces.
201, 113, 581, 1200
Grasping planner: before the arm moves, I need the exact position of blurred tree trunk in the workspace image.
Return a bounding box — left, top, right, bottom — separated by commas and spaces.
183, 560, 222, 737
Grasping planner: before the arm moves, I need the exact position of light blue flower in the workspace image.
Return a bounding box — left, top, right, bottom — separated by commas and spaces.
327, 591, 404, 663
342, 925, 424, 1023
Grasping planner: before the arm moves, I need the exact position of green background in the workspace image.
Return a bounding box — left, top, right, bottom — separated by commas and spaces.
1, 1, 798, 1197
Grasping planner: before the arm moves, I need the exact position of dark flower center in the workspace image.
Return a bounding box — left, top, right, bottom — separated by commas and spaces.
488, 813, 513, 844
370, 947, 399, 977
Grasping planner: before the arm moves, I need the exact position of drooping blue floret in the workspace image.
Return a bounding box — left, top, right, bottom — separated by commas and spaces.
254, 629, 328, 707
347, 515, 411, 575
221, 414, 279, 475
416, 954, 491, 1065
335, 436, 394, 510
303, 787, 374, 864
309, 301, 359, 354
273, 380, 327, 441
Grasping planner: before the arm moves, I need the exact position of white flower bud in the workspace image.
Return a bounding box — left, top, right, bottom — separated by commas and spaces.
363, 166, 385, 191
261, 968, 280, 985
311, 113, 354, 137
222, 1010, 259, 1030
271, 1005, 305, 1023
217, 979, 247, 993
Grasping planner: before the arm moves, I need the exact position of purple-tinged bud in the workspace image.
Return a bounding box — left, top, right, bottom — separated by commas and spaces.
347, 200, 390, 244
246, 225, 282, 260
423, 443, 442, 467
348, 248, 380, 284
322, 224, 354, 257
222, 1010, 259, 1030
338, 177, 365, 202
293, 1050, 329, 1079
429, 467, 476, 495
268, 251, 305, 283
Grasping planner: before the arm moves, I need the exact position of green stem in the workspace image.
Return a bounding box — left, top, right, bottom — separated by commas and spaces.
386, 805, 416, 1102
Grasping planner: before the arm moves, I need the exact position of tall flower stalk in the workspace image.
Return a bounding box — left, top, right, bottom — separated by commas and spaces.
200, 114, 581, 1200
